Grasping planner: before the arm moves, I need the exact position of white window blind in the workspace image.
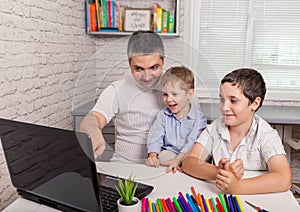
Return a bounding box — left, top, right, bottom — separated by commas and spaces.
193, 0, 300, 100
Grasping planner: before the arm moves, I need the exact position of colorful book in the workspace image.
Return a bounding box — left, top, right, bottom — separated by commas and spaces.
153, 3, 158, 32
162, 10, 168, 33
156, 7, 163, 33
95, 0, 101, 31
89, 3, 98, 31
168, 9, 175, 33
85, 0, 91, 32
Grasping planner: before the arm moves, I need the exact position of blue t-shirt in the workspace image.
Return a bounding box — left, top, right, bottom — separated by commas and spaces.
147, 104, 207, 154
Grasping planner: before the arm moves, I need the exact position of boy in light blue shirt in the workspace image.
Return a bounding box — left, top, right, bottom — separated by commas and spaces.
146, 66, 207, 173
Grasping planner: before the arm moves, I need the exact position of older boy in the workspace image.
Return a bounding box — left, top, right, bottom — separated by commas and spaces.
80, 31, 165, 162
146, 67, 207, 173
182, 68, 292, 194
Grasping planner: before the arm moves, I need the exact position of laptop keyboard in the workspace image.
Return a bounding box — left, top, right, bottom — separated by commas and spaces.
99, 187, 119, 212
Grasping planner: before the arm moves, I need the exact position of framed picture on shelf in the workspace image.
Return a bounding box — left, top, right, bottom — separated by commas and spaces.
124, 8, 152, 32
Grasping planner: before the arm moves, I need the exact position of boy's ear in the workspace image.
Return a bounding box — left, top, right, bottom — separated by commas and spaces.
251, 96, 261, 111
187, 89, 195, 99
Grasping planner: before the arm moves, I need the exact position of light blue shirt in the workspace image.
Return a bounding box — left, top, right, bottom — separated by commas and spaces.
147, 104, 207, 154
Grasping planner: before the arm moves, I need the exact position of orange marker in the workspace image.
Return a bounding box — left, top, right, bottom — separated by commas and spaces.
191, 186, 200, 205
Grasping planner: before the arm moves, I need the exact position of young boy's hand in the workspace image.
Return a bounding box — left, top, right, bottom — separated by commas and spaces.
227, 159, 244, 179
215, 168, 240, 193
161, 158, 182, 174
145, 153, 160, 167
218, 158, 244, 179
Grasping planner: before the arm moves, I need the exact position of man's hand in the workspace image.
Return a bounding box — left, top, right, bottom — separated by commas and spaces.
88, 128, 106, 158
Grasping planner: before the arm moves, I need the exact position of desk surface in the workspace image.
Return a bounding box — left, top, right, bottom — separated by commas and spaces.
72, 101, 300, 124
5, 162, 300, 212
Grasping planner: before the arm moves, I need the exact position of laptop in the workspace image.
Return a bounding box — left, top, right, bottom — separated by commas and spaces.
0, 118, 154, 212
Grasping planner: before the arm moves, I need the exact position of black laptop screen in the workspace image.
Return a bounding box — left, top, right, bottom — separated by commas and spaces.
0, 118, 101, 212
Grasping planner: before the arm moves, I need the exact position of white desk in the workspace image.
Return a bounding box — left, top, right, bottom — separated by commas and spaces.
5, 162, 300, 212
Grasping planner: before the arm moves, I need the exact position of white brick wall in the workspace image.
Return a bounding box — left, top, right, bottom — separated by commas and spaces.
0, 0, 98, 209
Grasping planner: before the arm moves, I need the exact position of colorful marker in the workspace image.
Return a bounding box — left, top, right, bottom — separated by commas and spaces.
233, 196, 240, 212
201, 194, 209, 212
157, 198, 163, 212
178, 196, 188, 212
142, 198, 147, 212
173, 197, 183, 212
218, 193, 228, 212
152, 202, 157, 212
148, 199, 153, 212
228, 195, 234, 212
179, 192, 192, 212
211, 197, 218, 212
235, 195, 244, 212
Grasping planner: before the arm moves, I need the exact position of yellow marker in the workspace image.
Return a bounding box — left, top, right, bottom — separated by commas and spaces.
148, 199, 153, 212
236, 195, 244, 212
206, 198, 212, 212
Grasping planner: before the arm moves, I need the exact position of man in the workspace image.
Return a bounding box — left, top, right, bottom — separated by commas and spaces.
80, 31, 165, 163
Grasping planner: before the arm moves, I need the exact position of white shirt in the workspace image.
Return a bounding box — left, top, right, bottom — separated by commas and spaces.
196, 115, 286, 170
92, 75, 164, 162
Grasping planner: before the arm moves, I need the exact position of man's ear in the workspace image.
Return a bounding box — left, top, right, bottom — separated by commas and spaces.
251, 96, 261, 111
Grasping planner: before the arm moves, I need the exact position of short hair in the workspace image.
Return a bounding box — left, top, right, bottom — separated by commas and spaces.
160, 66, 195, 91
127, 30, 165, 60
221, 68, 266, 110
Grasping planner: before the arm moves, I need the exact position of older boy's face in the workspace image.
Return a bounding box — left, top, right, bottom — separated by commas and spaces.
218, 82, 259, 128
129, 54, 163, 88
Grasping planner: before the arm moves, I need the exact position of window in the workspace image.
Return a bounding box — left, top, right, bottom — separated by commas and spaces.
186, 0, 300, 101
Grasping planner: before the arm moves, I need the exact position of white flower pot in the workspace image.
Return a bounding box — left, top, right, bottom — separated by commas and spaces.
117, 197, 141, 212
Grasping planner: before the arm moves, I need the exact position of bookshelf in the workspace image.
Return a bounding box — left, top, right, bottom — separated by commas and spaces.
86, 0, 180, 37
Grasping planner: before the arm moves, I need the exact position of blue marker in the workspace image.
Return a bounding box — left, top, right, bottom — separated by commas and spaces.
152, 202, 156, 212
178, 196, 188, 212
186, 193, 197, 212
233, 196, 241, 212
228, 195, 234, 212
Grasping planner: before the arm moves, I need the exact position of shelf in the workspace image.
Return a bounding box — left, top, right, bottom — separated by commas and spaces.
86, 31, 179, 37
86, 0, 180, 37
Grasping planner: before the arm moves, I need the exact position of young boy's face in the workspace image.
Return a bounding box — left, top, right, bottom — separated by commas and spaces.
218, 82, 260, 127
162, 81, 194, 118
129, 54, 164, 88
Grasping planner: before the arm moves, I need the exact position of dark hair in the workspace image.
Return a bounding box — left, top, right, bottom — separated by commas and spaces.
127, 30, 165, 61
160, 66, 194, 91
221, 68, 266, 110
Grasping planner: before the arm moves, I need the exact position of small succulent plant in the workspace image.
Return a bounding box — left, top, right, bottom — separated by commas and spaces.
115, 175, 139, 205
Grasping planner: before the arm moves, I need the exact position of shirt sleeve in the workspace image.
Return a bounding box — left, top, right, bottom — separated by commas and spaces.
195, 123, 214, 154
180, 112, 207, 154
147, 111, 165, 154
260, 129, 286, 163
91, 84, 117, 123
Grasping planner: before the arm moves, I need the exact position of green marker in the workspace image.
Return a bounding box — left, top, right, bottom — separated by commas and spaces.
218, 193, 228, 212
211, 197, 218, 212
172, 197, 183, 212
157, 198, 163, 212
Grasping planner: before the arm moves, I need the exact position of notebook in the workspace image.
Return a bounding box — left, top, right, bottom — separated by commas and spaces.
0, 118, 154, 212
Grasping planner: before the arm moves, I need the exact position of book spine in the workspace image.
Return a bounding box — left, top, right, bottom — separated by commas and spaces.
90, 3, 97, 31
153, 3, 158, 32
168, 9, 175, 33
156, 7, 162, 33
95, 0, 101, 31
162, 10, 168, 33
86, 0, 91, 32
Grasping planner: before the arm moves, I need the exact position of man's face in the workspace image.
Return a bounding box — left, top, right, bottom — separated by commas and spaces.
129, 54, 164, 88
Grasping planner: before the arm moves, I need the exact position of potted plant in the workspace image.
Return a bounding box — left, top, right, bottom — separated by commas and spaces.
115, 175, 140, 212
